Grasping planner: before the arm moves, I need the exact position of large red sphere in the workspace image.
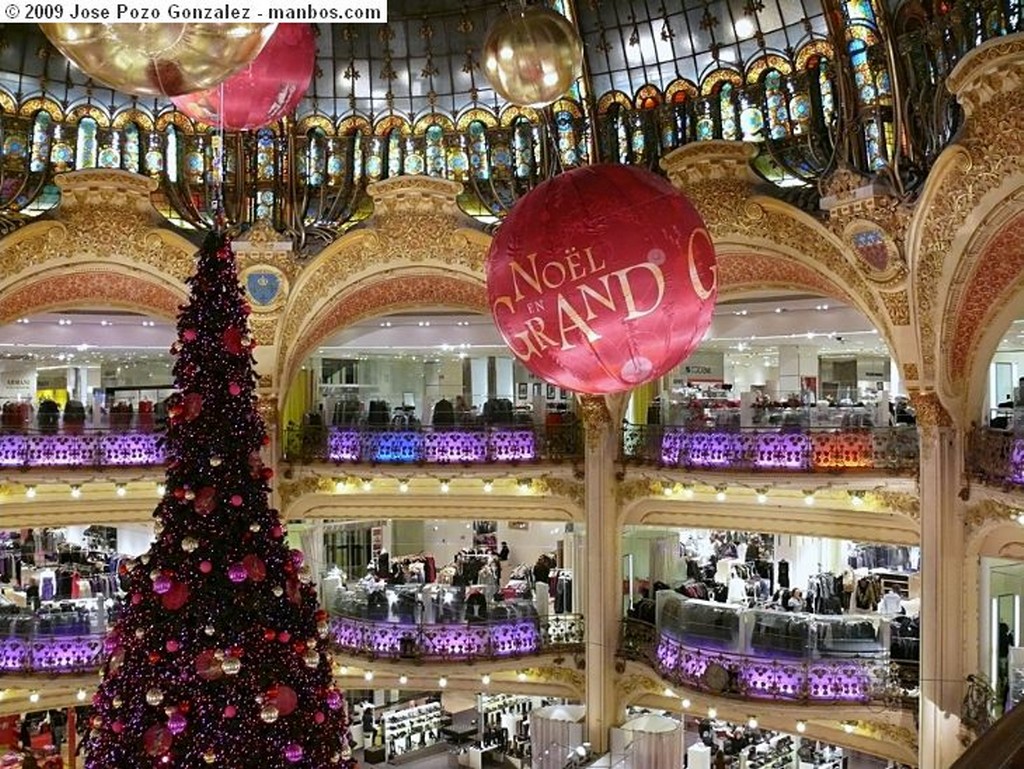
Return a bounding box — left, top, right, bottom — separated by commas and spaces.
486, 164, 718, 395
171, 24, 315, 131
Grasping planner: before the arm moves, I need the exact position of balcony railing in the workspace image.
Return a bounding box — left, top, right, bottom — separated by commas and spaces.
330, 613, 584, 663
0, 613, 107, 675
968, 428, 1024, 488
618, 618, 894, 705
0, 428, 166, 468
621, 425, 919, 473
283, 424, 583, 465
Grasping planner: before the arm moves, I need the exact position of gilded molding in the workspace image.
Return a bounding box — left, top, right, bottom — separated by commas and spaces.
0, 170, 196, 285
909, 390, 953, 429
578, 395, 613, 450
855, 721, 918, 753
616, 672, 665, 703
964, 498, 1022, 533
278, 476, 334, 509
616, 478, 659, 505
256, 395, 279, 427
248, 315, 280, 348
868, 490, 921, 522
522, 665, 585, 695
534, 477, 585, 508
879, 290, 911, 326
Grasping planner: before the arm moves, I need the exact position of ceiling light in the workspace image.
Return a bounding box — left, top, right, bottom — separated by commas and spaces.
804, 492, 815, 506
663, 485, 673, 496
76, 688, 87, 702
518, 479, 531, 493
849, 491, 865, 507
438, 677, 448, 688
363, 671, 374, 682
70, 485, 81, 498
482, 674, 491, 685
334, 480, 346, 493
681, 484, 694, 500
361, 479, 372, 491
156, 483, 166, 497
843, 722, 855, 734
707, 707, 717, 719
681, 698, 691, 709
439, 480, 450, 493
663, 688, 673, 697
398, 479, 409, 493
483, 480, 493, 493
399, 675, 408, 685
747, 716, 758, 729
715, 488, 727, 502
796, 720, 806, 733
756, 491, 768, 504
25, 486, 36, 499
116, 484, 126, 497
29, 690, 40, 703
517, 671, 527, 682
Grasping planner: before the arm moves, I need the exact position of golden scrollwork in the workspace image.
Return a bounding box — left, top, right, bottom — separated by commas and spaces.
616, 672, 665, 702
247, 314, 280, 348
533, 477, 585, 507
879, 290, 911, 326
856, 721, 919, 753
0, 170, 196, 285
903, 363, 919, 382
277, 476, 334, 509
963, 498, 1022, 533
233, 220, 301, 282
521, 665, 586, 695
578, 395, 613, 450
616, 478, 659, 505
869, 490, 921, 522
256, 395, 279, 427
909, 390, 953, 429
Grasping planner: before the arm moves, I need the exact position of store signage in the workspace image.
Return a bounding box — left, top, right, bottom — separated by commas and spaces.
0, 366, 37, 400
487, 164, 717, 394
685, 365, 713, 375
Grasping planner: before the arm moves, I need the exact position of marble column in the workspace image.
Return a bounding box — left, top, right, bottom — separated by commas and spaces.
580, 393, 628, 753
914, 391, 965, 767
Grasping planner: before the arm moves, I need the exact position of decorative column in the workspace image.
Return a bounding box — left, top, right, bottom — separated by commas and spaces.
913, 390, 965, 767
579, 393, 628, 753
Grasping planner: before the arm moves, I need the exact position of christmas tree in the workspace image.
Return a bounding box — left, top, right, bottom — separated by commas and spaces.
86, 232, 357, 769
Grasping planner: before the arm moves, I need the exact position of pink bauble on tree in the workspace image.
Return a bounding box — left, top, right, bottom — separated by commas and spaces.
171, 24, 315, 131
486, 164, 719, 395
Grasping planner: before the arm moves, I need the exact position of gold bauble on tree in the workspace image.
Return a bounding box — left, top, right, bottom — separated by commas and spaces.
482, 6, 583, 108
39, 23, 277, 97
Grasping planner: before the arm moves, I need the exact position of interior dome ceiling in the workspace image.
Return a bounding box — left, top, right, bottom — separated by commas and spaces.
0, 0, 829, 120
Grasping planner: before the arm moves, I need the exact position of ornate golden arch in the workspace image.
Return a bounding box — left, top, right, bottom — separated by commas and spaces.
281, 269, 487, 408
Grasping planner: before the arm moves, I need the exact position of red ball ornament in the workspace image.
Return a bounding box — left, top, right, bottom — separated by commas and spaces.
314, 711, 325, 725
229, 382, 242, 396
166, 639, 180, 653
273, 685, 298, 717
111, 720, 124, 734
486, 164, 718, 394
183, 392, 204, 421
162, 581, 190, 611
222, 327, 245, 355
243, 554, 267, 582
278, 630, 291, 643
263, 629, 277, 642
196, 649, 224, 681
230, 494, 244, 507
182, 329, 197, 342
148, 651, 162, 664
199, 560, 213, 574
223, 705, 237, 718
171, 24, 315, 131
194, 486, 218, 515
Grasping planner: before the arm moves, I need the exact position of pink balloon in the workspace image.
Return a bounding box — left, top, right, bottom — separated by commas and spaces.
172, 24, 315, 131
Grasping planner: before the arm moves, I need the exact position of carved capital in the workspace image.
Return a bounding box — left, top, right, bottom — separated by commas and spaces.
278, 476, 333, 509
578, 395, 614, 450
534, 476, 585, 507
257, 394, 279, 427
869, 490, 920, 522
909, 390, 953, 429
964, 498, 1022, 533
948, 35, 1024, 116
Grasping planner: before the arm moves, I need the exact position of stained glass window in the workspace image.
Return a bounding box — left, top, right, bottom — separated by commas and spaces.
75, 117, 98, 170
659, 109, 677, 151
720, 83, 738, 141
351, 132, 366, 182
98, 131, 120, 169
629, 112, 646, 163
256, 190, 274, 221
144, 133, 163, 177
864, 120, 884, 170
29, 112, 51, 173
257, 129, 275, 181
123, 123, 140, 173
387, 129, 403, 178
844, 0, 877, 23
555, 110, 578, 168
609, 109, 629, 163
739, 94, 764, 142
512, 119, 534, 179
165, 125, 178, 183
366, 135, 383, 181
817, 59, 836, 125
424, 124, 445, 177
306, 128, 325, 186
696, 100, 714, 141
468, 120, 490, 180
764, 71, 791, 139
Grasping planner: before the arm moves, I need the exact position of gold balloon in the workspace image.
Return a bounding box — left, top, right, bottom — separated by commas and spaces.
482, 7, 584, 108
40, 23, 277, 97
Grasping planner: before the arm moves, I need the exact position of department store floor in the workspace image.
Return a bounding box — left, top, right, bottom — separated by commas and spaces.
352, 708, 896, 768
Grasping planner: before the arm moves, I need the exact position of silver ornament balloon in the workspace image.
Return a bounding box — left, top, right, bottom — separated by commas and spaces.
482, 6, 583, 108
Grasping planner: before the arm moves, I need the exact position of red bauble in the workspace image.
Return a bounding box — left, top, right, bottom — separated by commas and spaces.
243, 554, 267, 582
183, 392, 204, 421
223, 326, 245, 355
162, 581, 190, 611
195, 649, 224, 681
486, 164, 718, 394
273, 685, 298, 717
171, 24, 315, 131
194, 486, 217, 515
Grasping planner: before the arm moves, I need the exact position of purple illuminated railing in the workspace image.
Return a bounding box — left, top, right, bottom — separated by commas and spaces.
968, 428, 1024, 488
329, 613, 584, 662
0, 430, 165, 468
621, 425, 919, 473
284, 424, 582, 465
618, 620, 890, 705
0, 633, 105, 674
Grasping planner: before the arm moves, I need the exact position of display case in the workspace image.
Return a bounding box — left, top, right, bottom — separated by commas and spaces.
657, 595, 743, 653
382, 700, 443, 760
